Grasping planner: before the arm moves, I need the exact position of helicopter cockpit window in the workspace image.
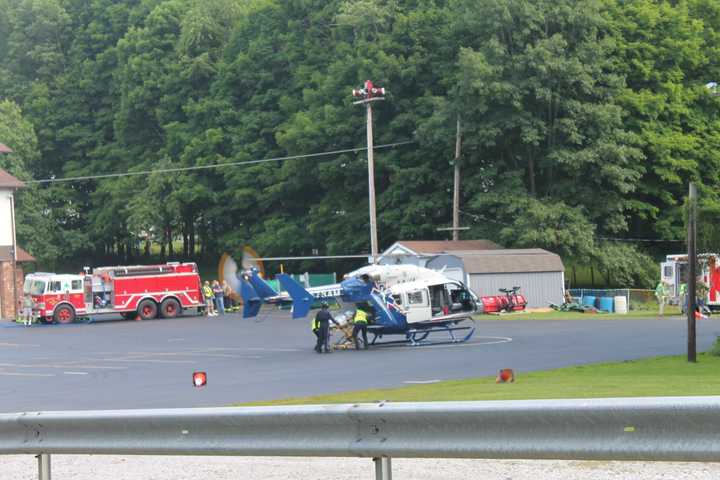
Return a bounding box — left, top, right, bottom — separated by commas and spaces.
450, 288, 473, 311
450, 289, 469, 302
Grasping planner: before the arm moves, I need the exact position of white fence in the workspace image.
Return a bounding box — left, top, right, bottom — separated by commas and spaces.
2, 397, 720, 479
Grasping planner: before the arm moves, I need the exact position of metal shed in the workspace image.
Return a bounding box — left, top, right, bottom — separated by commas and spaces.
426, 249, 565, 308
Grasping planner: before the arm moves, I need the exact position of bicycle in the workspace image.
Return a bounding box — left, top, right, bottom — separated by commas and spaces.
498, 286, 527, 313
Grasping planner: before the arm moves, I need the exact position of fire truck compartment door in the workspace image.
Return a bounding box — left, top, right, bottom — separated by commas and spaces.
661, 262, 675, 288
84, 276, 93, 310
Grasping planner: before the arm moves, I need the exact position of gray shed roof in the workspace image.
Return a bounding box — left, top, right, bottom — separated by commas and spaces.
449, 249, 564, 274
383, 240, 500, 257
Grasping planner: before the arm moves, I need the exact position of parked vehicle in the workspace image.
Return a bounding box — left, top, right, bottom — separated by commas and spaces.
23, 263, 203, 324
661, 253, 720, 311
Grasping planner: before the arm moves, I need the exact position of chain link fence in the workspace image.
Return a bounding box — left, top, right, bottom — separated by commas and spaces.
567, 288, 657, 311
629, 289, 657, 310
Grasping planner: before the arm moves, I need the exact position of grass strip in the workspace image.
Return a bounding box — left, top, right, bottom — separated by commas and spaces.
240, 353, 720, 406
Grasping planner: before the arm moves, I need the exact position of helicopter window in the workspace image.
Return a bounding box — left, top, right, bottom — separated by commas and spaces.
391, 294, 403, 306
450, 289, 469, 302
407, 290, 426, 305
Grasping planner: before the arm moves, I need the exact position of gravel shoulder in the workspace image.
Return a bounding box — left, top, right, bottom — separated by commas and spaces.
3, 455, 720, 479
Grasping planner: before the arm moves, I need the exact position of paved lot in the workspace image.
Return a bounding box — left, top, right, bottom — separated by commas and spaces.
0, 310, 719, 412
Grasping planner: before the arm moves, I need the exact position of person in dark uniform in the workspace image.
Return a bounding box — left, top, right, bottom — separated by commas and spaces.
314, 302, 338, 353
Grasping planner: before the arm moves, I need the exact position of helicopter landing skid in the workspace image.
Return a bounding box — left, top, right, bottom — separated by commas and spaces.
368, 318, 476, 347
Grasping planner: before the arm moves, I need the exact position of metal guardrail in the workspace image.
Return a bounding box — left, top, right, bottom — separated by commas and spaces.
2, 397, 720, 479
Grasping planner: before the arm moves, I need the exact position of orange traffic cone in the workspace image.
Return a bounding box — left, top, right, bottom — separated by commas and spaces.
496, 368, 515, 383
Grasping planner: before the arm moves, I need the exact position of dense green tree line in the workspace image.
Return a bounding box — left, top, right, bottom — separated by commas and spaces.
1, 0, 719, 287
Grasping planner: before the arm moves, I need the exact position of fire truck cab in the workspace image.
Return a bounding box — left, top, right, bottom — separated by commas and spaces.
24, 262, 203, 323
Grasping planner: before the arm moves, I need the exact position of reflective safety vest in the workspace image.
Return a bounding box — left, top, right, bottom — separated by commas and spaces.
354, 309, 368, 324
203, 285, 213, 299
311, 318, 320, 331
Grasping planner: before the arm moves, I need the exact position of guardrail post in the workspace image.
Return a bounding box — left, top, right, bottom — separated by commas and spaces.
37, 453, 51, 480
373, 456, 392, 480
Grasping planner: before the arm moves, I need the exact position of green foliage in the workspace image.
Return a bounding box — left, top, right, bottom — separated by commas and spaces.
709, 336, 720, 357
0, 0, 718, 285
0, 100, 87, 269
497, 197, 596, 264
592, 242, 658, 288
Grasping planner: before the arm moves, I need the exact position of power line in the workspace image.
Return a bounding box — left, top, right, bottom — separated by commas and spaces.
598, 237, 683, 243
26, 140, 415, 185
458, 208, 503, 226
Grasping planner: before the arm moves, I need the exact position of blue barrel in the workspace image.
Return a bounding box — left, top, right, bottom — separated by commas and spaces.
582, 296, 596, 308
598, 297, 614, 312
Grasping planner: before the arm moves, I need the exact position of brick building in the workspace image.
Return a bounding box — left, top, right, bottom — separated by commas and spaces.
0, 168, 35, 320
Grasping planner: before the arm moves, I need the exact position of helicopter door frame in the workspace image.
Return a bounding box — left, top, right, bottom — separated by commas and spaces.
404, 288, 431, 324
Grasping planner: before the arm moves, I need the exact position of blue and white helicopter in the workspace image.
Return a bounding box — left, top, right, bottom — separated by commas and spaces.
236, 264, 478, 346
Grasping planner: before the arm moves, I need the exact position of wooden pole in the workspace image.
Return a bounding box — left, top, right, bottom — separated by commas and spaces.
452, 116, 461, 241
687, 182, 697, 363
367, 103, 378, 263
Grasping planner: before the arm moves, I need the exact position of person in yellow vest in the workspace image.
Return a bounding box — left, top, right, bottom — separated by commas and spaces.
202, 281, 216, 316
311, 316, 321, 351
352, 306, 369, 350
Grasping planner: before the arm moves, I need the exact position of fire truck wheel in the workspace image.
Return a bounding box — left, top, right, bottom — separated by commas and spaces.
137, 299, 158, 320
54, 305, 76, 324
160, 298, 181, 318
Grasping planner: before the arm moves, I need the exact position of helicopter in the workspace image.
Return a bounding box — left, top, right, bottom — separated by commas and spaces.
237, 264, 478, 346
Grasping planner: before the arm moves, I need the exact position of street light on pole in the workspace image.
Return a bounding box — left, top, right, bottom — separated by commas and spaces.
352, 80, 386, 264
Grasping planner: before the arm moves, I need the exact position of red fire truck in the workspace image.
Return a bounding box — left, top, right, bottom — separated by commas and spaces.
22, 262, 204, 324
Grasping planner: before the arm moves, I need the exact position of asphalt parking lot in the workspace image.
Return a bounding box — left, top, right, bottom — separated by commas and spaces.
1, 309, 719, 413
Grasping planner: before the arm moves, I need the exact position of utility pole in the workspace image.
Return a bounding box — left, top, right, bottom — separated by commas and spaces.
352, 80, 386, 264
366, 101, 378, 261
437, 116, 468, 240
687, 182, 697, 363
452, 116, 461, 241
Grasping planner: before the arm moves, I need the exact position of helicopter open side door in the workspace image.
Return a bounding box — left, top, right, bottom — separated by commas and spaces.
404, 288, 431, 324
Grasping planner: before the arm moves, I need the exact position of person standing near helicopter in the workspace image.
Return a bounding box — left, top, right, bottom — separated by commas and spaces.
314, 302, 338, 353
352, 305, 369, 350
